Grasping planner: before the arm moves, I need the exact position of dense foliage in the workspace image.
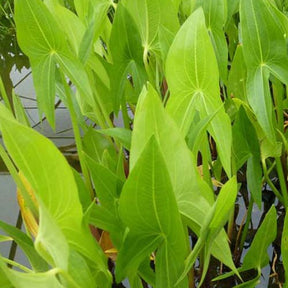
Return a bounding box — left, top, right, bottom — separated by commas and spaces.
0, 0, 288, 287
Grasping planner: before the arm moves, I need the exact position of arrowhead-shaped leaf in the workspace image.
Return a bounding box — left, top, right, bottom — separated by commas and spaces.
0, 104, 111, 287
117, 136, 188, 287
166, 8, 232, 176
240, 0, 288, 143
131, 83, 236, 273
15, 0, 94, 127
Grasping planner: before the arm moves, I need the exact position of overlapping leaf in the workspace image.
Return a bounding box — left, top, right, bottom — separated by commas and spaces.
117, 136, 188, 288
131, 83, 236, 273
109, 2, 147, 111
166, 8, 232, 176
240, 0, 288, 143
0, 104, 111, 287
123, 0, 180, 61
191, 0, 228, 80
15, 0, 94, 127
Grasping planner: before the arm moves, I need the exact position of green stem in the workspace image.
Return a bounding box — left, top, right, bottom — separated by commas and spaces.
143, 47, 155, 86
239, 196, 253, 253
8, 211, 22, 266
273, 80, 284, 132
0, 77, 12, 112
262, 159, 284, 204
227, 209, 234, 241
1, 257, 32, 273
121, 97, 130, 130
276, 157, 288, 208
60, 73, 94, 198
201, 142, 213, 192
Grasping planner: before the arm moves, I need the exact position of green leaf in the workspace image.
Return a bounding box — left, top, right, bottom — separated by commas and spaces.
216, 207, 276, 286
98, 128, 132, 150
78, 1, 111, 64
282, 210, 288, 286
186, 105, 223, 156
0, 235, 12, 243
178, 177, 238, 284
124, 0, 180, 61
240, 0, 288, 143
166, 8, 232, 176
44, 0, 85, 55
232, 107, 262, 207
83, 127, 116, 166
117, 136, 188, 287
0, 220, 48, 272
193, 0, 228, 80
86, 155, 123, 208
12, 92, 30, 126
0, 104, 111, 287
109, 2, 147, 111
15, 0, 94, 127
67, 250, 96, 288
124, 0, 160, 52
131, 83, 236, 273
0, 268, 11, 288
228, 45, 247, 102
0, 258, 63, 288
242, 205, 277, 270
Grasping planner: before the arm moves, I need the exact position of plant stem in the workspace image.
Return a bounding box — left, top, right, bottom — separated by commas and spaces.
60, 73, 94, 199
239, 195, 253, 253
0, 77, 13, 112
1, 257, 32, 273
121, 97, 130, 130
276, 157, 288, 208
262, 159, 284, 204
8, 210, 22, 266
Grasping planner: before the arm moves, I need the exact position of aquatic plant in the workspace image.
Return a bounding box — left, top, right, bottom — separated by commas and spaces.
0, 0, 287, 287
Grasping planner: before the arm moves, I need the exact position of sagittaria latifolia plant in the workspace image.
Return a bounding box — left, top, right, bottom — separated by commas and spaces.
0, 0, 288, 287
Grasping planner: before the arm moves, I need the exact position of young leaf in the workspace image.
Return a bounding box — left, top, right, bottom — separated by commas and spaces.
232, 107, 262, 208
166, 8, 232, 176
178, 177, 238, 284
228, 45, 247, 102
98, 128, 132, 150
244, 205, 277, 271
117, 136, 188, 287
240, 0, 288, 143
109, 2, 147, 111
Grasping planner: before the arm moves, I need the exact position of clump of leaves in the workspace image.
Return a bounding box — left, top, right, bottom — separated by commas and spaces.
0, 0, 287, 287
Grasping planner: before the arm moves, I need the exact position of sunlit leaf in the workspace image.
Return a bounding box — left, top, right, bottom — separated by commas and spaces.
15, 0, 94, 127
282, 211, 288, 287
0, 220, 48, 272
109, 2, 147, 111
0, 104, 111, 287
131, 83, 236, 273
192, 0, 228, 80
240, 0, 288, 143
166, 8, 232, 176
117, 136, 188, 287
